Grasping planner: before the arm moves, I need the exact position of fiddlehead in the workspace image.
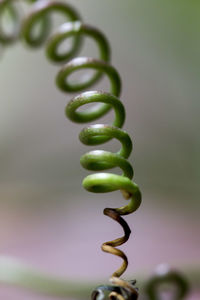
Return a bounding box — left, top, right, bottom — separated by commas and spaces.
0, 0, 141, 299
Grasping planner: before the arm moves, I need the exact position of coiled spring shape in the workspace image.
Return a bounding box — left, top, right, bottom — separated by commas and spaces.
0, 1, 188, 300
1, 0, 141, 298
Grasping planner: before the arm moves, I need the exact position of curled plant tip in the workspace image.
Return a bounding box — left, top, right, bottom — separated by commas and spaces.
101, 209, 131, 278
91, 279, 138, 300
145, 264, 190, 300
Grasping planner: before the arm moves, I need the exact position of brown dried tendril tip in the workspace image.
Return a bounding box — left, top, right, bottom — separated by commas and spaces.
101, 208, 131, 278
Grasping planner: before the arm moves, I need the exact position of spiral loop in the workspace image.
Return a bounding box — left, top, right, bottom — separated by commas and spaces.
0, 0, 51, 45
22, 0, 81, 47
0, 0, 141, 299
0, 0, 21, 44
46, 21, 110, 64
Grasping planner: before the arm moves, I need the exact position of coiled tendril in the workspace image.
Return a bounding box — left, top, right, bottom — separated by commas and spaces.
0, 0, 141, 299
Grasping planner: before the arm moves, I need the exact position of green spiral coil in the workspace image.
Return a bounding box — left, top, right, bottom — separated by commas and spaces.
0, 0, 142, 299
0, 2, 192, 300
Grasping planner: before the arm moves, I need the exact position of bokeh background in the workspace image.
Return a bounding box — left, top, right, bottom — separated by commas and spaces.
0, 0, 199, 299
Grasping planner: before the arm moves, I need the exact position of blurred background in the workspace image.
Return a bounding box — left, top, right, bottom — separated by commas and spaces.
0, 0, 199, 299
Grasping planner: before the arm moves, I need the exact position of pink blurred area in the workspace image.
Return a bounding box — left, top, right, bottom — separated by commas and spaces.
0, 187, 199, 299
